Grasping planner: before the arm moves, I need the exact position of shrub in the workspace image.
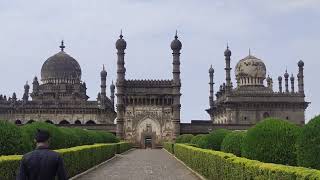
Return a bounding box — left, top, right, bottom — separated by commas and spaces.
221, 131, 246, 156
241, 118, 300, 166
173, 144, 320, 180
297, 115, 320, 169
20, 122, 66, 150
0, 142, 131, 180
116, 142, 132, 154
198, 129, 231, 150
190, 134, 206, 145
0, 121, 25, 155
175, 134, 194, 143
163, 142, 174, 154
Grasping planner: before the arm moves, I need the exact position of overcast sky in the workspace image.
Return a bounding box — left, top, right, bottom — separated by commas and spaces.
0, 0, 319, 122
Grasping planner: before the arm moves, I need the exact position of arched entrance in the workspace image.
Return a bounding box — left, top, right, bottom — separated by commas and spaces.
136, 118, 161, 149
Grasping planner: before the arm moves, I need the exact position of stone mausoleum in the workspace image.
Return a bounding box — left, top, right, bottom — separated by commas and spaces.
0, 32, 309, 148
206, 46, 309, 125
0, 41, 116, 125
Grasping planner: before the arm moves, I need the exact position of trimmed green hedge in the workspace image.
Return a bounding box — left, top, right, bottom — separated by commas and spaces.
297, 115, 320, 169
0, 121, 119, 155
175, 134, 194, 143
171, 144, 320, 180
242, 118, 300, 166
197, 129, 231, 150
221, 131, 246, 156
163, 142, 174, 154
0, 142, 131, 180
116, 142, 133, 154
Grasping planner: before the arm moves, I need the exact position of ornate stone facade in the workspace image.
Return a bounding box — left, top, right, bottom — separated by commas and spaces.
115, 32, 182, 147
206, 47, 309, 125
0, 41, 116, 125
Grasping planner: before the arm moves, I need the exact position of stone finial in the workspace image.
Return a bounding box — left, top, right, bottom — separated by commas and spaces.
60, 40, 65, 51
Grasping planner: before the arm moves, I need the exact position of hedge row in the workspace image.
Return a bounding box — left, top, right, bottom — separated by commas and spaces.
116, 142, 133, 154
0, 121, 119, 155
165, 144, 320, 180
0, 142, 132, 180
163, 142, 174, 154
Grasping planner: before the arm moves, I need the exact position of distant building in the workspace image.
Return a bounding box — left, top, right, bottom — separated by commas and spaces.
0, 41, 116, 125
115, 32, 181, 148
206, 46, 309, 125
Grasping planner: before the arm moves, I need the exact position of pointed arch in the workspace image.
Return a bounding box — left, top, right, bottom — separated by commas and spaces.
59, 120, 70, 125
85, 120, 96, 125
15, 120, 22, 125
45, 120, 54, 124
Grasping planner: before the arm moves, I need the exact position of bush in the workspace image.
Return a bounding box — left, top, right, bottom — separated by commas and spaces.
221, 131, 246, 156
163, 142, 174, 154
175, 134, 194, 143
0, 121, 26, 155
0, 142, 131, 180
173, 144, 320, 180
116, 142, 132, 154
198, 129, 231, 150
190, 134, 206, 145
297, 115, 320, 169
242, 118, 300, 166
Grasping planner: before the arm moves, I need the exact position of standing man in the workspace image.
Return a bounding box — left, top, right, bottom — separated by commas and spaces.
16, 129, 67, 180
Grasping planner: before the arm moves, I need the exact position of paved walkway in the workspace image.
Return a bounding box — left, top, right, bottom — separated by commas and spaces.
76, 149, 200, 180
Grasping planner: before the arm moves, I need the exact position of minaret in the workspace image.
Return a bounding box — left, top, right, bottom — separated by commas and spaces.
115, 30, 127, 139
100, 65, 107, 99
170, 30, 182, 139
209, 65, 214, 108
110, 81, 115, 108
290, 74, 295, 93
267, 75, 271, 89
278, 76, 283, 93
224, 45, 232, 92
284, 70, 289, 93
32, 76, 39, 93
297, 60, 304, 94
23, 81, 30, 101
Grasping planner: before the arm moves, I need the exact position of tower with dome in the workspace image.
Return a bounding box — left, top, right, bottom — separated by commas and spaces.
206, 46, 309, 125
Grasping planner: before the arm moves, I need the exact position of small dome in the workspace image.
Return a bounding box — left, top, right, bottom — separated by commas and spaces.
170, 33, 182, 51
284, 70, 289, 78
290, 74, 294, 81
116, 34, 127, 50
209, 65, 214, 73
24, 82, 30, 89
100, 65, 107, 77
278, 76, 282, 81
41, 50, 81, 84
224, 46, 231, 57
298, 60, 304, 67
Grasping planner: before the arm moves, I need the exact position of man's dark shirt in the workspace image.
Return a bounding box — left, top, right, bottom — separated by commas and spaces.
16, 146, 67, 180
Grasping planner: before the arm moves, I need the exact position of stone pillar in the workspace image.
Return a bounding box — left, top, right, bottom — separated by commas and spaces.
224, 46, 232, 92
209, 65, 214, 108
115, 32, 127, 139
290, 74, 295, 93
278, 76, 282, 93
170, 32, 182, 139
100, 65, 107, 99
110, 81, 115, 108
284, 70, 289, 93
297, 60, 304, 94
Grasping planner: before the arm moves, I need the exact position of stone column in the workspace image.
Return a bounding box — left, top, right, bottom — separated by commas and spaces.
170, 32, 182, 139
209, 65, 214, 108
115, 33, 127, 139
297, 60, 304, 94
278, 76, 282, 93
224, 46, 232, 92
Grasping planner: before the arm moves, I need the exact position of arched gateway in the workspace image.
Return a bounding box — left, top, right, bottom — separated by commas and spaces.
115, 32, 182, 148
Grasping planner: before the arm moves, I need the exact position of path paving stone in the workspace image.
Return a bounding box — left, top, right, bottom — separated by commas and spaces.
76, 149, 200, 180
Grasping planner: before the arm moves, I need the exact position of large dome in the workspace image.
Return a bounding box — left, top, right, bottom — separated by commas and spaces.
41, 51, 81, 84
235, 55, 266, 86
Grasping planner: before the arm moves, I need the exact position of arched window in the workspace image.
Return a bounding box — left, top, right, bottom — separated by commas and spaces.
75, 120, 82, 124
45, 120, 54, 124
85, 120, 96, 125
263, 112, 270, 118
59, 120, 70, 125
27, 120, 35, 124
15, 120, 22, 125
